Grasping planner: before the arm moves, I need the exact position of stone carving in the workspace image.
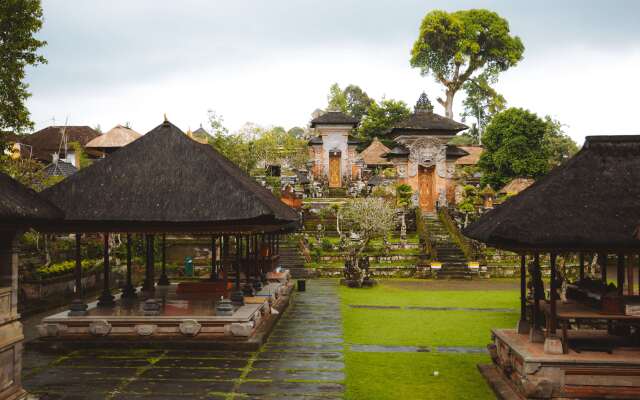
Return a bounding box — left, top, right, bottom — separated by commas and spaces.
135, 324, 156, 336
230, 322, 254, 337
89, 320, 112, 336
37, 323, 67, 337
179, 319, 202, 336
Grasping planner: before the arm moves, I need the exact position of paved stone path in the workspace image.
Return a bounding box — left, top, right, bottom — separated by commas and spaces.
23, 280, 344, 399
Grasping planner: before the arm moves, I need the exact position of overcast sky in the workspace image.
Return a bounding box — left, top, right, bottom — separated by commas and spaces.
26, 0, 640, 144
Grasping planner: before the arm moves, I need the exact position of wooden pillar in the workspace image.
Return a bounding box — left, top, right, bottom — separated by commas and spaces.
74, 233, 83, 299
579, 252, 585, 281
276, 234, 280, 255
628, 254, 634, 296
121, 234, 136, 298
517, 254, 529, 334
158, 234, 170, 286
97, 233, 115, 307
234, 235, 241, 289
617, 253, 625, 296
549, 253, 558, 336
532, 253, 541, 330
600, 253, 607, 284
222, 236, 229, 294
210, 236, 217, 280
143, 234, 155, 293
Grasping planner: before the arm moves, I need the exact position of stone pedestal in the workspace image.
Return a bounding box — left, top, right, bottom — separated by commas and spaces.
157, 274, 170, 286
529, 328, 545, 343
516, 318, 530, 335
543, 337, 563, 355
68, 299, 88, 316
121, 284, 137, 299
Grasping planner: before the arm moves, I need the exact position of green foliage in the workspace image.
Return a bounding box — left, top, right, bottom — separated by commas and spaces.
478, 107, 550, 188
410, 9, 523, 117
321, 238, 333, 251
448, 133, 475, 146
33, 258, 101, 280
0, 0, 47, 134
395, 184, 413, 207
358, 99, 411, 141
327, 83, 374, 120
542, 116, 578, 168
68, 141, 93, 169
208, 110, 308, 173
461, 72, 507, 140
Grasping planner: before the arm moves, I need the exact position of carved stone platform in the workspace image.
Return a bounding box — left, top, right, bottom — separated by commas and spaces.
486, 328, 640, 399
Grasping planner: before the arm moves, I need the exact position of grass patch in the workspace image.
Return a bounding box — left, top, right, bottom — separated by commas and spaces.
345, 352, 494, 400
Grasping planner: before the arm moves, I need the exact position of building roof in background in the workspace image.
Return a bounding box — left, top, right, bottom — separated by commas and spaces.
41, 120, 298, 233
347, 136, 362, 145
387, 93, 467, 137
445, 145, 469, 159
21, 126, 101, 162
310, 111, 359, 128
307, 136, 323, 146
360, 137, 391, 165
455, 146, 483, 165
464, 136, 640, 251
85, 125, 141, 149
43, 161, 78, 178
498, 178, 535, 196
192, 125, 212, 142
0, 171, 63, 225
383, 145, 410, 159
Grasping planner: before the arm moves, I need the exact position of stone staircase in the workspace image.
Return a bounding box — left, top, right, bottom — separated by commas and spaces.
423, 212, 473, 279
278, 239, 318, 279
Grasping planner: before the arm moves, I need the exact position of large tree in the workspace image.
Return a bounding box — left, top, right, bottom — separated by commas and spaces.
460, 72, 506, 143
0, 0, 47, 136
327, 83, 373, 120
410, 9, 523, 119
542, 117, 578, 168
478, 108, 549, 188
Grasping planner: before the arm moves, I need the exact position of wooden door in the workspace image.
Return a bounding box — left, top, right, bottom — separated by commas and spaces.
419, 166, 435, 212
329, 154, 341, 187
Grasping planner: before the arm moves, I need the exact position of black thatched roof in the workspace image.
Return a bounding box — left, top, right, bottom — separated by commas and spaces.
310, 111, 359, 128
347, 136, 362, 145
464, 135, 640, 252
0, 172, 63, 226
445, 145, 469, 159
387, 110, 467, 138
307, 136, 323, 146
41, 121, 298, 233
43, 161, 77, 178
383, 145, 410, 159
22, 126, 101, 162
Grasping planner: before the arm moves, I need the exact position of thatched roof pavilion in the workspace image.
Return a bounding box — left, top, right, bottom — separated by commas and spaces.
464, 135, 640, 357
85, 125, 141, 154
465, 136, 640, 252
42, 120, 298, 234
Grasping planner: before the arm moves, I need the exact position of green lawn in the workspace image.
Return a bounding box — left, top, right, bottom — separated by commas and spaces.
340, 280, 519, 399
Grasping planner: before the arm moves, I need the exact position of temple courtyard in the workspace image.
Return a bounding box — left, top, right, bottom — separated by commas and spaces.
21, 279, 518, 400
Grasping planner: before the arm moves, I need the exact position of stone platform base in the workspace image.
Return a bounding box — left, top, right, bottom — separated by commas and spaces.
488, 328, 640, 399
33, 281, 293, 351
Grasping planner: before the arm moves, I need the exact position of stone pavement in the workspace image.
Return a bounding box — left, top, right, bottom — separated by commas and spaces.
22, 280, 344, 399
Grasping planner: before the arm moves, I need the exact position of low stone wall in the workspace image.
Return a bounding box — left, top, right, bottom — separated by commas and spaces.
21, 269, 124, 302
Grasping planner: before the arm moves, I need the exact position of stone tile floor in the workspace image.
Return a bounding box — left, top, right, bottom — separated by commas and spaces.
23, 280, 344, 399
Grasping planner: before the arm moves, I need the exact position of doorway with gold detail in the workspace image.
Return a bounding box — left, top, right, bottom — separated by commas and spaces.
329, 151, 341, 188
418, 165, 436, 212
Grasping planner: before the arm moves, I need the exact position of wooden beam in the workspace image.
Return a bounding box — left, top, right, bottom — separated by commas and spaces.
549, 253, 558, 336
520, 254, 526, 323
617, 253, 625, 296
579, 252, 585, 281
74, 233, 82, 299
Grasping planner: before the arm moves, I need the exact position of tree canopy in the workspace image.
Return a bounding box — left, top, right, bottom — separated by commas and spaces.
0, 0, 47, 135
460, 72, 506, 143
327, 83, 374, 120
357, 98, 411, 144
542, 116, 579, 169
478, 108, 549, 188
410, 9, 523, 119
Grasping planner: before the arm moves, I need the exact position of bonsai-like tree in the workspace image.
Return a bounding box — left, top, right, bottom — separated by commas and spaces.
340, 198, 396, 287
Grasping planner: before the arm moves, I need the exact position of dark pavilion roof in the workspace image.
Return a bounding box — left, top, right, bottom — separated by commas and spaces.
307, 136, 323, 146
21, 126, 101, 162
387, 93, 467, 138
310, 111, 359, 128
43, 161, 77, 178
464, 135, 640, 252
0, 172, 63, 226
41, 120, 298, 233
383, 145, 410, 159
445, 145, 469, 159
192, 125, 212, 141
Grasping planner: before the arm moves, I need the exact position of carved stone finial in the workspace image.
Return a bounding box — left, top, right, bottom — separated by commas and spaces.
415, 92, 433, 113
163, 113, 168, 122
